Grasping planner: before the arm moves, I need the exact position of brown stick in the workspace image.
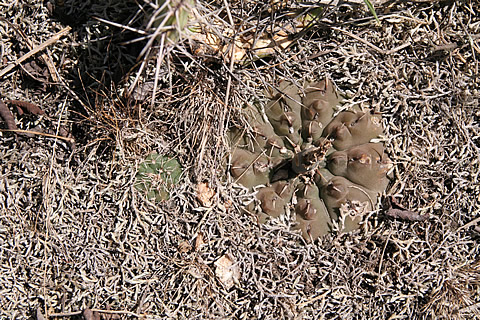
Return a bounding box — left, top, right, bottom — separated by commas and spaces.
0, 26, 71, 78
0, 129, 75, 143
1, 17, 60, 82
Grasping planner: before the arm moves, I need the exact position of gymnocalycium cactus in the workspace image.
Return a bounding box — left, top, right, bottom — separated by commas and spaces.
229, 79, 391, 242
135, 152, 182, 201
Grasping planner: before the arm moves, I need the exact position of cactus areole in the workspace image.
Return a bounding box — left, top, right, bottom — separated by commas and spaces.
229, 79, 391, 242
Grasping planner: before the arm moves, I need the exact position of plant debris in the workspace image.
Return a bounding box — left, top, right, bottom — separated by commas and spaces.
0, 99, 17, 131
196, 182, 216, 207
5, 99, 44, 116
384, 196, 429, 222
0, 1, 479, 319
214, 254, 241, 290
82, 309, 101, 320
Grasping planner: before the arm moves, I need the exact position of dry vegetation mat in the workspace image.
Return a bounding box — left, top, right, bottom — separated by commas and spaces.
0, 0, 479, 319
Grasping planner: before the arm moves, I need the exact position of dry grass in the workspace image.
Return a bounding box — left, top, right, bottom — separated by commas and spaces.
0, 0, 479, 319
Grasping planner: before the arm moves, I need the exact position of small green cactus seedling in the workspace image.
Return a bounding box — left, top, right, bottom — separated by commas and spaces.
135, 152, 182, 201
229, 78, 392, 242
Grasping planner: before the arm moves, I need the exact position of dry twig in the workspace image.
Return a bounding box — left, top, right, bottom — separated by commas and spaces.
0, 25, 71, 78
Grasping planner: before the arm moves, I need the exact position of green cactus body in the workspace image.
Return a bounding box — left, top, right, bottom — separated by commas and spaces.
229, 79, 391, 242
135, 152, 182, 201
148, 0, 193, 42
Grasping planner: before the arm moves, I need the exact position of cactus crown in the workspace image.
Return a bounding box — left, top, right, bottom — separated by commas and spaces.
135, 152, 183, 201
229, 79, 391, 242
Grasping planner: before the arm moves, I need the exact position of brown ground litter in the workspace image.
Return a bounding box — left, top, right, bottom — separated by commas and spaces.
0, 1, 479, 319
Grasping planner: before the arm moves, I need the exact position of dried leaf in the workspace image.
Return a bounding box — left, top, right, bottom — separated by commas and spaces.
132, 81, 154, 101
83, 308, 101, 320
196, 182, 215, 207
178, 240, 192, 253
188, 18, 303, 62
214, 255, 240, 290
0, 100, 17, 131
195, 232, 205, 251
36, 308, 45, 320
187, 266, 203, 279
224, 199, 233, 211
385, 196, 429, 221
6, 99, 44, 115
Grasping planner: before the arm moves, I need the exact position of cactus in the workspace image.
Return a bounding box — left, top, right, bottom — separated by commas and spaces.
229, 78, 391, 242
147, 0, 193, 42
256, 187, 286, 218
135, 152, 183, 201
294, 183, 332, 239
326, 143, 390, 192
